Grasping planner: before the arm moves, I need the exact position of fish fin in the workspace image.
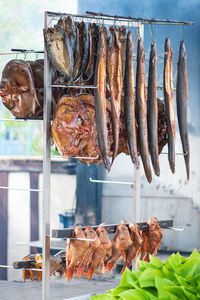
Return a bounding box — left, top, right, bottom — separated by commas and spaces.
105, 261, 113, 273
65, 266, 75, 281
86, 268, 94, 280
121, 262, 127, 274
103, 157, 111, 171
75, 264, 85, 278
184, 152, 190, 180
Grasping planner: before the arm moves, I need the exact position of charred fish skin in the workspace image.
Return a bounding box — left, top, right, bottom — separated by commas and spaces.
163, 37, 175, 173
124, 31, 139, 168
94, 29, 110, 170
43, 26, 74, 81
147, 41, 160, 176
176, 40, 190, 180
109, 29, 123, 164
136, 37, 152, 183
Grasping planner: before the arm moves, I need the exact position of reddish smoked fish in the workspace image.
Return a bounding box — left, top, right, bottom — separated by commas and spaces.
163, 37, 175, 173
176, 40, 190, 180
109, 29, 123, 165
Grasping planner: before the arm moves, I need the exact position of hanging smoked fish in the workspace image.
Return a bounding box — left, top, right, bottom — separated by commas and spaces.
43, 26, 74, 81
176, 40, 190, 180
147, 41, 160, 176
124, 31, 139, 167
109, 28, 123, 164
163, 37, 175, 173
94, 29, 110, 170
118, 26, 127, 79
136, 37, 152, 183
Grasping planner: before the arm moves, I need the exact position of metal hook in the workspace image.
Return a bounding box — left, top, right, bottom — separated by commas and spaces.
151, 23, 154, 42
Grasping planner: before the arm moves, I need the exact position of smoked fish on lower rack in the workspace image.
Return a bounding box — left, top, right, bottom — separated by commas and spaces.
176, 40, 190, 180
136, 37, 152, 183
164, 37, 176, 173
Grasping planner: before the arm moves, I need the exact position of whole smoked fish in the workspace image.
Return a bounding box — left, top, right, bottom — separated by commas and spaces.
124, 31, 139, 167
136, 37, 152, 183
119, 26, 127, 79
176, 40, 190, 180
163, 37, 175, 173
44, 26, 74, 80
94, 29, 110, 170
109, 29, 123, 164
84, 23, 98, 81
147, 41, 160, 176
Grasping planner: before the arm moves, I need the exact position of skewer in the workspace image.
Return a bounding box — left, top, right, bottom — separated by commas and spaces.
50, 84, 97, 89
52, 220, 173, 238
0, 265, 42, 271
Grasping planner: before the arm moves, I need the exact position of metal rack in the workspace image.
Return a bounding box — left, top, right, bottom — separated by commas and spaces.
0, 10, 193, 300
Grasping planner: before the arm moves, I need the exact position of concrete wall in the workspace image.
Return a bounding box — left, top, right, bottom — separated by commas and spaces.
7, 172, 76, 281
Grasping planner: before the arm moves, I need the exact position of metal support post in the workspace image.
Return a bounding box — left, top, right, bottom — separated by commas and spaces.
42, 11, 52, 300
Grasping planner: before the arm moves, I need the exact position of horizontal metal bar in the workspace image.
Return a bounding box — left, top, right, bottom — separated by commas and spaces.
70, 237, 96, 242
90, 177, 133, 185
11, 49, 44, 53
161, 152, 184, 156
52, 219, 173, 238
0, 186, 43, 192
50, 84, 97, 89
168, 226, 185, 232
0, 265, 42, 271
86, 11, 194, 26
0, 118, 43, 122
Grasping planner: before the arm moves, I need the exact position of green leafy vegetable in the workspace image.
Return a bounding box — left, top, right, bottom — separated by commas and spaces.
90, 249, 200, 300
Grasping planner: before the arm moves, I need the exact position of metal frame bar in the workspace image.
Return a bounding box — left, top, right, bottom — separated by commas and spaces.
0, 186, 42, 192
52, 220, 173, 238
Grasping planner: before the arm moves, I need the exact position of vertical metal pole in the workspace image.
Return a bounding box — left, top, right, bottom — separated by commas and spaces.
134, 23, 143, 224
43, 11, 51, 300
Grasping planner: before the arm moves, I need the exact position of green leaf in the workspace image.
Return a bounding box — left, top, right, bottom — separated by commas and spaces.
138, 268, 164, 288
162, 266, 178, 283
189, 249, 200, 259
142, 287, 158, 299
112, 286, 129, 296
149, 255, 164, 269
175, 274, 197, 294
179, 258, 200, 278
119, 288, 150, 300
90, 293, 116, 300
120, 268, 139, 287
164, 286, 189, 300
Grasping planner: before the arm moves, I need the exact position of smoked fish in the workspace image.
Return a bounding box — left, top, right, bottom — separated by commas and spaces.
86, 225, 112, 280
163, 37, 175, 173
43, 26, 74, 80
109, 29, 123, 164
94, 29, 110, 170
57, 16, 77, 56
124, 31, 139, 167
118, 26, 127, 79
84, 23, 99, 81
176, 40, 190, 180
147, 41, 160, 176
75, 22, 89, 81
136, 37, 152, 183
75, 226, 100, 278
65, 226, 90, 281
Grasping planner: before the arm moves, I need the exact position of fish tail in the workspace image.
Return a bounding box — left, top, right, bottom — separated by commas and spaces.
75, 264, 85, 278
144, 254, 150, 262
105, 261, 113, 273
86, 268, 94, 280
184, 152, 190, 180
121, 262, 127, 274
65, 266, 75, 281
103, 156, 111, 171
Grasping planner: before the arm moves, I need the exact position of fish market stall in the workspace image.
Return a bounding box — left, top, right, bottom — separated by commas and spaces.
0, 9, 197, 300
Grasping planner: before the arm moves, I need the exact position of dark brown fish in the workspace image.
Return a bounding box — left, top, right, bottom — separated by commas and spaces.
103, 27, 111, 83
163, 37, 175, 173
124, 31, 139, 167
43, 26, 74, 81
57, 16, 77, 56
136, 37, 152, 183
75, 22, 89, 81
176, 40, 190, 180
84, 23, 99, 81
118, 26, 127, 79
94, 29, 110, 170
147, 41, 160, 176
109, 29, 123, 164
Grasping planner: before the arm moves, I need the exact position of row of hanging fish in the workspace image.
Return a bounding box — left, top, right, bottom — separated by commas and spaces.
43, 16, 190, 182
65, 218, 163, 281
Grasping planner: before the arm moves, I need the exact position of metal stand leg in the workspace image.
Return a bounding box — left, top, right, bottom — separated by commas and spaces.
42, 11, 52, 300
